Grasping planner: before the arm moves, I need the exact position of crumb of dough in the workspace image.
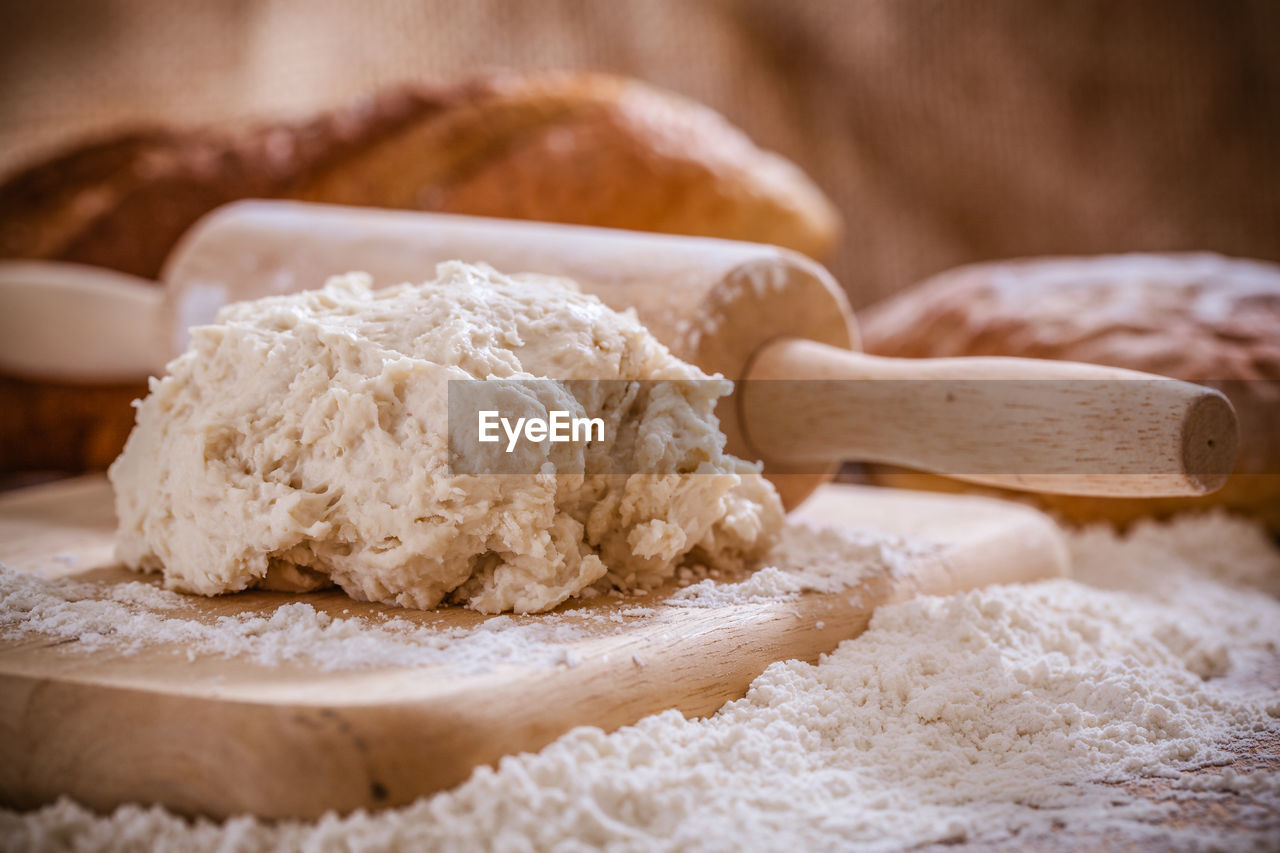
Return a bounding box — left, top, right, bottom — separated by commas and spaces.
108, 262, 782, 614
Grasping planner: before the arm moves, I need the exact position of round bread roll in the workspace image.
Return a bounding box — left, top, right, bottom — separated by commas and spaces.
860, 253, 1280, 527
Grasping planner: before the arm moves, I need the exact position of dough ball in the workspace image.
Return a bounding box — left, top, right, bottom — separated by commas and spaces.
109, 261, 782, 613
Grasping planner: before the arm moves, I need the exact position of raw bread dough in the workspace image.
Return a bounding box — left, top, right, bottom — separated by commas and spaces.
109, 262, 782, 613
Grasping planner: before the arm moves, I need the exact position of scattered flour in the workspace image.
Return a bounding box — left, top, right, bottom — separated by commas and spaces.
2, 512, 1279, 851
0, 519, 919, 671
667, 521, 935, 607
0, 566, 591, 674
666, 564, 806, 606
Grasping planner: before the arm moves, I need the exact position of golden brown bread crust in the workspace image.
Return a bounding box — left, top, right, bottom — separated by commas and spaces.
0, 73, 838, 281
0, 86, 458, 279
860, 253, 1280, 526
0, 73, 839, 477
335, 75, 840, 258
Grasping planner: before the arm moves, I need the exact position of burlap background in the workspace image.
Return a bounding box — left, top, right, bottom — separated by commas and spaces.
2, 0, 1278, 308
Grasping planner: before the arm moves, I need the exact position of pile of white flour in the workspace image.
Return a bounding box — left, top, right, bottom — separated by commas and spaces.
2, 512, 1279, 850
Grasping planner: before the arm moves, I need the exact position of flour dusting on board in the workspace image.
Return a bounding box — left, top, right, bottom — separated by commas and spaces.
0, 519, 909, 672
0, 567, 593, 673
668, 522, 937, 607
3, 512, 1279, 851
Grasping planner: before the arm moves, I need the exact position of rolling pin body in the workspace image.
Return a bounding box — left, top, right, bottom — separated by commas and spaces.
4, 202, 1238, 505
165, 202, 1235, 502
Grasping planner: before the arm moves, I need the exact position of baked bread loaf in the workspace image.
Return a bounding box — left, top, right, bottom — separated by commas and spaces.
860, 253, 1280, 526
0, 72, 838, 281
0, 72, 839, 477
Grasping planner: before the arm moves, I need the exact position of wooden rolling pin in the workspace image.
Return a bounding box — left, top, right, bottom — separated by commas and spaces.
2, 201, 1237, 508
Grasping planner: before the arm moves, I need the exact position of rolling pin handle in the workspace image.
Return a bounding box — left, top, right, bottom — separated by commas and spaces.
739, 337, 1238, 498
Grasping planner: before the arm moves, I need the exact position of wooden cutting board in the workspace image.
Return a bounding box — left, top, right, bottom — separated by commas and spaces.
0, 476, 1067, 820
